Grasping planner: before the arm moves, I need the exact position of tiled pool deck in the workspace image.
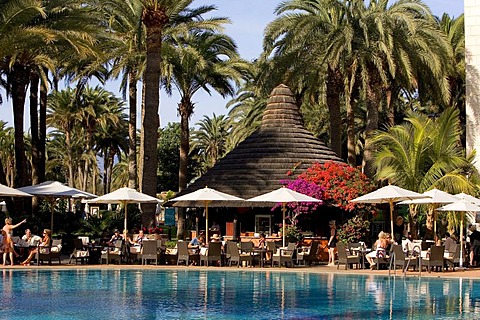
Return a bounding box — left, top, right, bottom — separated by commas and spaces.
7, 257, 480, 279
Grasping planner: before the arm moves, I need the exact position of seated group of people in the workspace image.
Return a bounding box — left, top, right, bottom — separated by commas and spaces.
1, 217, 53, 266
105, 229, 164, 255
364, 226, 460, 270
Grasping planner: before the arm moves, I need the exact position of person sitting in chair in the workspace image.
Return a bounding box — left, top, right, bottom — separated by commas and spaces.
189, 234, 205, 248
108, 229, 124, 245
128, 230, 147, 246
366, 231, 392, 269
21, 229, 51, 266
22, 229, 41, 247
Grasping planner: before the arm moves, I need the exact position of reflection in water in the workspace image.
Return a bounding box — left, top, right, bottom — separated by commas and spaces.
2, 270, 480, 319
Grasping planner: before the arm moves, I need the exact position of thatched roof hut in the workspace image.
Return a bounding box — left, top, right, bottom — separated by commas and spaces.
169, 84, 343, 207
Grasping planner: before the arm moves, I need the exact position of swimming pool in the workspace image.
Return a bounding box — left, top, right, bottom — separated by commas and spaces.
0, 269, 478, 319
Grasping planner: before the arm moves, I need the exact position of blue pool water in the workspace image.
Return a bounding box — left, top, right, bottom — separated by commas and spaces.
0, 269, 479, 319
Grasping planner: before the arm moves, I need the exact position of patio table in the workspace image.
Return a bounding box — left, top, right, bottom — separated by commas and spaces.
253, 248, 271, 267
351, 247, 371, 269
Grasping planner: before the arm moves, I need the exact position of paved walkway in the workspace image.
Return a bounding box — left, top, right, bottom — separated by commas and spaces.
5, 254, 480, 279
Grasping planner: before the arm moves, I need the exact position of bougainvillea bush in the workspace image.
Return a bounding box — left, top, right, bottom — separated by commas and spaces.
275, 179, 325, 227
298, 161, 375, 213
337, 216, 371, 244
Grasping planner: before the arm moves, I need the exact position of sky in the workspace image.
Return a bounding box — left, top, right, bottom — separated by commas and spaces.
0, 0, 465, 130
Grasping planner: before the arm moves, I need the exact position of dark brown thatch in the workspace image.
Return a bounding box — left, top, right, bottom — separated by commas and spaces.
168, 84, 343, 207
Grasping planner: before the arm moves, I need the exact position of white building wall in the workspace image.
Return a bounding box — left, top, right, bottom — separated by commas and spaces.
465, 0, 480, 170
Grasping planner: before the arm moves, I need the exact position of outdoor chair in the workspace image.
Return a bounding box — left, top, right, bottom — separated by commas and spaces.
272, 246, 294, 267
227, 241, 252, 267
264, 241, 276, 265
37, 239, 62, 265
240, 241, 254, 254
348, 242, 362, 253
445, 244, 461, 271
241, 241, 260, 263
389, 244, 418, 273
421, 245, 445, 272
141, 240, 159, 265
68, 238, 89, 264
101, 239, 123, 265
337, 242, 359, 270
177, 241, 199, 266
297, 241, 319, 266
200, 242, 223, 266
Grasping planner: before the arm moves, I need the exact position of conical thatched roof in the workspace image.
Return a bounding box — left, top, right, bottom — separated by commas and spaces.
169, 84, 343, 207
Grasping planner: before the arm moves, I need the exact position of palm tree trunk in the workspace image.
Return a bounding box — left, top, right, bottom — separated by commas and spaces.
346, 82, 359, 166
30, 73, 40, 186
346, 102, 356, 166
0, 157, 15, 214
140, 7, 167, 228
362, 84, 380, 178
39, 73, 47, 183
326, 68, 343, 158
108, 149, 115, 193
385, 86, 394, 127
408, 204, 419, 239
177, 97, 193, 240
178, 100, 191, 191
10, 65, 30, 189
66, 131, 75, 187
103, 148, 109, 195
128, 72, 137, 189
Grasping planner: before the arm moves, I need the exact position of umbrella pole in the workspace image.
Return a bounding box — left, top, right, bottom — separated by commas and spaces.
50, 203, 54, 235
282, 203, 286, 247
124, 201, 128, 240
460, 212, 464, 269
206, 202, 209, 243
433, 205, 437, 243
390, 201, 394, 236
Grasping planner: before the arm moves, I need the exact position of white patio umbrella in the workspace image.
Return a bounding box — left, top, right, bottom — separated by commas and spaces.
87, 187, 161, 239
399, 188, 459, 241
0, 183, 32, 197
454, 193, 480, 206
169, 187, 244, 242
246, 187, 322, 247
18, 181, 96, 233
350, 185, 426, 236
437, 198, 480, 268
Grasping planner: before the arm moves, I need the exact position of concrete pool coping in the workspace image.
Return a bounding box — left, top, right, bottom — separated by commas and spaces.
5, 260, 480, 280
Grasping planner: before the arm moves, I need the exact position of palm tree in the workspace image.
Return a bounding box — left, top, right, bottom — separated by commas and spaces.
76, 86, 125, 193
138, 0, 186, 214
0, 121, 15, 213
162, 30, 248, 190
103, 0, 145, 189
439, 14, 465, 115
226, 67, 268, 151
47, 88, 81, 186
0, 0, 104, 190
0, 0, 46, 188
96, 118, 128, 194
372, 108, 476, 237
161, 29, 247, 238
261, 0, 452, 175
262, 0, 344, 158
191, 114, 230, 175
47, 86, 126, 193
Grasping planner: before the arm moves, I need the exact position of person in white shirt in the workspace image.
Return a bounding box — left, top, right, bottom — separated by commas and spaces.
22, 229, 41, 246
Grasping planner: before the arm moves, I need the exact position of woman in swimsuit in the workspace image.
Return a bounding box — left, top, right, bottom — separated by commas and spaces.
2, 217, 26, 264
